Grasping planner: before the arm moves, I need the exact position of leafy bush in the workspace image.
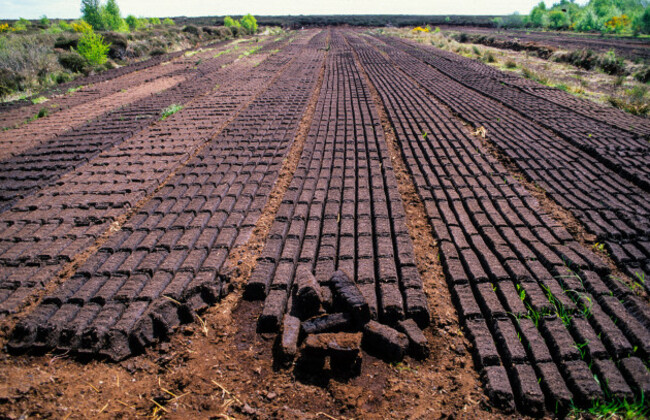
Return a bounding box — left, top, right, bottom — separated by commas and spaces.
81, 0, 126, 31
58, 21, 72, 31
549, 10, 569, 29
149, 17, 161, 25
71, 20, 93, 33
224, 16, 240, 28
40, 15, 51, 27
604, 14, 631, 33
125, 14, 143, 31
163, 18, 175, 26
76, 30, 110, 65
241, 14, 258, 34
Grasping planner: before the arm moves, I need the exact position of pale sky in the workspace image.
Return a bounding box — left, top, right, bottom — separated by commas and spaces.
1, 0, 578, 20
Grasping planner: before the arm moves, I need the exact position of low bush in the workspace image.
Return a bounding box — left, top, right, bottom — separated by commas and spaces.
76, 30, 110, 65
183, 25, 201, 37
58, 51, 89, 72
599, 50, 625, 75
633, 66, 650, 83
163, 18, 175, 26
0, 68, 25, 98
54, 35, 80, 50
102, 32, 128, 59
217, 27, 232, 38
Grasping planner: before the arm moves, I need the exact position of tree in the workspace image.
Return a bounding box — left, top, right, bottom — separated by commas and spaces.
529, 2, 549, 27
641, 7, 650, 33
549, 10, 569, 28
81, 0, 104, 30
575, 9, 602, 31
103, 0, 125, 30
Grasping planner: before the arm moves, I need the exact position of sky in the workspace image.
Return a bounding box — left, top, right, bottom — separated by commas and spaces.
1, 0, 585, 20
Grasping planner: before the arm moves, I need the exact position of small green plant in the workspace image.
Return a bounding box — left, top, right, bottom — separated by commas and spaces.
76, 30, 111, 66
160, 103, 183, 120
472, 45, 481, 55
162, 18, 175, 26
592, 242, 606, 253
31, 96, 48, 105
67, 85, 83, 94
516, 283, 526, 301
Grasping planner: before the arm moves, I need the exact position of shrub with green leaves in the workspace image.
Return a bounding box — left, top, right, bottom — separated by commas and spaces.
163, 18, 175, 26
76, 30, 110, 65
149, 17, 161, 25
240, 14, 258, 34
125, 14, 143, 31
81, 0, 126, 31
224, 16, 241, 28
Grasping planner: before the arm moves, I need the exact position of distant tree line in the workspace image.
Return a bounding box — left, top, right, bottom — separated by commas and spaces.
495, 0, 650, 34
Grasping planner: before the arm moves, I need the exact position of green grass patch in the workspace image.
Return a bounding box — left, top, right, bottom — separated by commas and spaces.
568, 394, 649, 419
31, 96, 48, 104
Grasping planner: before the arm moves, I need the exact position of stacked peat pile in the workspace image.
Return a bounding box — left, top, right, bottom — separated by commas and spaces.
262, 268, 429, 377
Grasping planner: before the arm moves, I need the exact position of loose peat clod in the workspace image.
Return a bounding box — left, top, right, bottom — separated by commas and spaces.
303, 332, 363, 377
277, 313, 301, 368
301, 312, 354, 336
329, 270, 370, 325
362, 320, 409, 362
294, 266, 323, 318
396, 318, 429, 359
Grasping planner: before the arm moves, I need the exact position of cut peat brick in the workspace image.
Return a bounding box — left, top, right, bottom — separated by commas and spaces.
536, 362, 573, 414
482, 365, 515, 413
562, 360, 604, 406
362, 320, 409, 362
510, 363, 545, 416
619, 357, 650, 397
396, 318, 429, 359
